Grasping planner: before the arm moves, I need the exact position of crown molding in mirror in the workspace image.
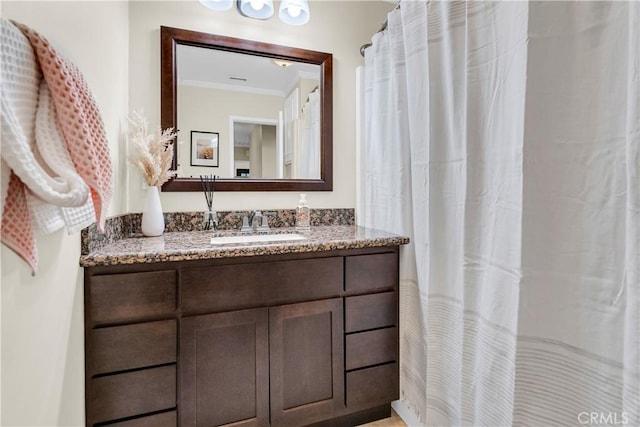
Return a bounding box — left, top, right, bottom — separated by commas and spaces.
160, 26, 333, 192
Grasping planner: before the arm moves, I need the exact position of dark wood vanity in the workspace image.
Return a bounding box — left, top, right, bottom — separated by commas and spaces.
83, 246, 401, 427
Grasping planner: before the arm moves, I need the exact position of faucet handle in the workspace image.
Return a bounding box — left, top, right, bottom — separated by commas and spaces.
233, 212, 251, 233
257, 211, 276, 233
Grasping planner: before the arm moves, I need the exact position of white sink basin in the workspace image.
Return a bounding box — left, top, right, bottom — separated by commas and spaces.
210, 233, 308, 245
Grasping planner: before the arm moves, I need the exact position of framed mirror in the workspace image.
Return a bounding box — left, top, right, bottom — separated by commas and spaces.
160, 26, 333, 191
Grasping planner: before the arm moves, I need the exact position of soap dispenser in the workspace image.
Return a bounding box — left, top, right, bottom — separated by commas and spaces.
295, 193, 310, 231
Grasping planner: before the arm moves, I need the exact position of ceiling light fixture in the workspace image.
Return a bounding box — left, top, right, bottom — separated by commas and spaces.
279, 0, 310, 26
199, 0, 234, 11
237, 0, 274, 20
272, 59, 293, 68
199, 0, 310, 25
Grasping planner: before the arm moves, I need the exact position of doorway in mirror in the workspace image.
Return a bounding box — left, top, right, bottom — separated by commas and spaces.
231, 119, 280, 179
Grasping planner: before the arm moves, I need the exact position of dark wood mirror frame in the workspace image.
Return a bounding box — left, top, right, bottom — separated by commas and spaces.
160, 26, 333, 192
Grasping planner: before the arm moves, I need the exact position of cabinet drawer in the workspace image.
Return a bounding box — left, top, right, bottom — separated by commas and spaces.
345, 292, 397, 333
89, 271, 176, 324
346, 363, 399, 408
345, 253, 398, 292
107, 411, 176, 427
90, 320, 176, 375
88, 365, 176, 424
346, 327, 398, 371
180, 257, 343, 313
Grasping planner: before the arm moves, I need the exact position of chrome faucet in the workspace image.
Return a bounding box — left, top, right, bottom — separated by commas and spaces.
251, 211, 263, 231
235, 211, 276, 233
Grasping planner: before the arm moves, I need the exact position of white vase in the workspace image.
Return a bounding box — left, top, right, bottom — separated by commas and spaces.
141, 186, 165, 237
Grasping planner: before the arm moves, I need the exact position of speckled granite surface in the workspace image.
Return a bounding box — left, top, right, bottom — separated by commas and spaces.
80, 225, 409, 267
81, 208, 355, 255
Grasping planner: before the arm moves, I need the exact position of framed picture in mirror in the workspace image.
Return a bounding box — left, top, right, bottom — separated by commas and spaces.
191, 130, 219, 167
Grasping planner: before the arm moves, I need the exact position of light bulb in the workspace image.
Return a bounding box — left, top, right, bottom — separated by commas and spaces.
278, 0, 309, 25
238, 0, 273, 19
287, 4, 301, 17
250, 0, 265, 10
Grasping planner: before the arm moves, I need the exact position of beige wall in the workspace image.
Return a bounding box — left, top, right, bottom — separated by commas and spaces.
0, 2, 129, 426
178, 85, 283, 178
261, 125, 278, 178
129, 0, 392, 211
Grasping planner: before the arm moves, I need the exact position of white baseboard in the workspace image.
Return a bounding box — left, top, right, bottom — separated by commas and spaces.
392, 400, 423, 427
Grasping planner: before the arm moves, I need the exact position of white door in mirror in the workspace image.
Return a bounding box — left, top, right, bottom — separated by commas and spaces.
210, 233, 308, 245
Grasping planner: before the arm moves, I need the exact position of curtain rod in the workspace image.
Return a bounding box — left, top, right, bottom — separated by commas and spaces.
360, 1, 400, 57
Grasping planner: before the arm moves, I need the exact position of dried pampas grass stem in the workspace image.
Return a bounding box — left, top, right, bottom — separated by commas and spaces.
127, 110, 178, 187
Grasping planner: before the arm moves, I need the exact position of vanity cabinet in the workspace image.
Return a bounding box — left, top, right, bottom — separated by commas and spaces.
84, 247, 399, 427
269, 299, 344, 426
180, 299, 344, 427
180, 308, 270, 426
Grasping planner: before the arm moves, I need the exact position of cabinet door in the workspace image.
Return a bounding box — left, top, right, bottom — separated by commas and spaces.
180, 308, 269, 427
269, 298, 345, 426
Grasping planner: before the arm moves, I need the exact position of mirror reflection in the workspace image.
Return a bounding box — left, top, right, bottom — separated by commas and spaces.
233, 121, 277, 178
176, 45, 321, 180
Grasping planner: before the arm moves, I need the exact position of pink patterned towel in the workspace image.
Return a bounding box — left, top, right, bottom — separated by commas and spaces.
14, 22, 112, 233
1, 19, 41, 273
2, 173, 37, 272
1, 20, 112, 274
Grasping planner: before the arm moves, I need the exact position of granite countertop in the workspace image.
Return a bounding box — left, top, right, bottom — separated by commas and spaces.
79, 225, 410, 267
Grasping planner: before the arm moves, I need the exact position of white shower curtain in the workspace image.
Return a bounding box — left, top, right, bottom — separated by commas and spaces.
297, 89, 321, 179
362, 2, 639, 426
